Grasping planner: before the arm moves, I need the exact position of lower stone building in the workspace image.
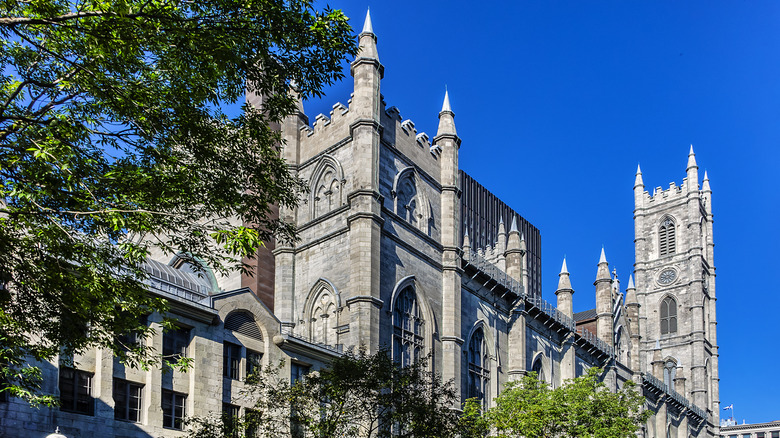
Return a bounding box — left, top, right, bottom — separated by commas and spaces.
1, 10, 720, 438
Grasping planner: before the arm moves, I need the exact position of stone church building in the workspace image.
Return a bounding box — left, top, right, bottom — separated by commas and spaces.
0, 10, 719, 438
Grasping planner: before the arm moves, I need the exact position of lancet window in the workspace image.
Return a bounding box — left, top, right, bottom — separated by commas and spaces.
659, 217, 676, 256
309, 286, 337, 346
660, 296, 678, 335
468, 327, 490, 405
310, 155, 344, 220
395, 176, 418, 226
663, 359, 677, 392
392, 286, 424, 367
531, 355, 545, 382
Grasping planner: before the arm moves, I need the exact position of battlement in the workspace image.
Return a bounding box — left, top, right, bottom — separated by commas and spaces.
640, 176, 701, 204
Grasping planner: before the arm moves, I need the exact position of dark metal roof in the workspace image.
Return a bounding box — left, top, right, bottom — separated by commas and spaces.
574, 308, 597, 322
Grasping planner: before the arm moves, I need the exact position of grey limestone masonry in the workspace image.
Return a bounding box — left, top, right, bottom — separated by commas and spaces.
4, 12, 718, 438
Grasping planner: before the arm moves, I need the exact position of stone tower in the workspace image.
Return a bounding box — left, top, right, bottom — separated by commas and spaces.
633, 147, 719, 433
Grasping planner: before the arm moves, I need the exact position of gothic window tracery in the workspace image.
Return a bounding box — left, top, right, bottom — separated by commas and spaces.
663, 359, 677, 392
310, 288, 336, 346
392, 285, 424, 367
310, 155, 344, 220
468, 327, 490, 406
659, 217, 676, 256
392, 167, 432, 235
660, 296, 678, 335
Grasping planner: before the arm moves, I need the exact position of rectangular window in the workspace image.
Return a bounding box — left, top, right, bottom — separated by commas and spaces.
162, 389, 186, 429
246, 350, 262, 378
113, 378, 143, 422
59, 367, 94, 415
222, 403, 240, 437
223, 342, 241, 380
758, 433, 766, 438
116, 315, 148, 351
163, 326, 190, 360
245, 408, 260, 438
291, 363, 310, 383
771, 432, 779, 438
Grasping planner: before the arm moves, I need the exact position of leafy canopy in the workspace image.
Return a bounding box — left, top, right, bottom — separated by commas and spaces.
464, 368, 651, 438
187, 350, 463, 438
0, 0, 357, 403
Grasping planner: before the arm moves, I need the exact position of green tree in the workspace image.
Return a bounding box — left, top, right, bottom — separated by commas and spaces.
468, 368, 650, 438
0, 0, 357, 404
187, 350, 463, 438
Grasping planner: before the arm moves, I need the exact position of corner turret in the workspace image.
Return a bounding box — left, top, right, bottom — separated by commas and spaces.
594, 247, 613, 348
555, 258, 574, 319
686, 145, 699, 192
349, 9, 383, 120
505, 216, 523, 285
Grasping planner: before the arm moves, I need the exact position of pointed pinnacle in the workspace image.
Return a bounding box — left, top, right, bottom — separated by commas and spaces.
510, 216, 519, 233
627, 274, 635, 289
635, 164, 644, 188
687, 144, 698, 170
362, 8, 373, 34
560, 258, 569, 274
599, 247, 607, 264
441, 89, 452, 113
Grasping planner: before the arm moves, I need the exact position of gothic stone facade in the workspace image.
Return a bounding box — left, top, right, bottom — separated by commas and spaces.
0, 11, 719, 438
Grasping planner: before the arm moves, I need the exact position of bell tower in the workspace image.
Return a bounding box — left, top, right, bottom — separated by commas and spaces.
633, 147, 719, 431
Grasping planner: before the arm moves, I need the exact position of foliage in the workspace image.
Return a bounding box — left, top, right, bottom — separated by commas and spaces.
187, 350, 463, 438
473, 368, 651, 438
0, 0, 357, 403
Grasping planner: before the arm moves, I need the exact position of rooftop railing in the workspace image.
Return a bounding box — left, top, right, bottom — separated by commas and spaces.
280, 325, 343, 354
466, 249, 614, 358
641, 373, 708, 420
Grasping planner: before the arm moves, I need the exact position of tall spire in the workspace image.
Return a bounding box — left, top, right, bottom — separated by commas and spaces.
510, 216, 519, 233
436, 88, 457, 136
361, 8, 374, 34
596, 247, 610, 281
353, 7, 379, 62
634, 164, 644, 188
556, 257, 574, 318
686, 144, 699, 192
702, 170, 711, 192
687, 144, 697, 170
441, 89, 452, 113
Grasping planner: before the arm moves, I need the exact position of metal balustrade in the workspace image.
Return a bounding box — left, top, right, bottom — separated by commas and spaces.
641, 373, 708, 420
466, 249, 614, 357
280, 325, 343, 353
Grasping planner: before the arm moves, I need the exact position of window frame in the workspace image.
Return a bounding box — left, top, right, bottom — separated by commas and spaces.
392, 285, 425, 367
59, 367, 94, 416
467, 327, 490, 406
113, 378, 143, 422
659, 217, 676, 256
246, 349, 262, 378
660, 296, 678, 335
162, 326, 190, 361
223, 342, 242, 380
161, 389, 187, 430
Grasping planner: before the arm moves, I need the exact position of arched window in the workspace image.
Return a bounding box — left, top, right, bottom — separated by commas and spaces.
468, 327, 490, 405
663, 360, 677, 392
224, 311, 263, 341
392, 286, 424, 367
659, 217, 676, 256
310, 155, 344, 220
660, 296, 678, 335
531, 355, 545, 382
310, 289, 336, 346
395, 177, 418, 226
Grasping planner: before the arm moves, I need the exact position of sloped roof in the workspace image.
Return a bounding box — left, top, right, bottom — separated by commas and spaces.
574, 308, 597, 322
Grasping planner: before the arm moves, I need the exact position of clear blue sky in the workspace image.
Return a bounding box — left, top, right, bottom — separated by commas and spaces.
306, 0, 780, 424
